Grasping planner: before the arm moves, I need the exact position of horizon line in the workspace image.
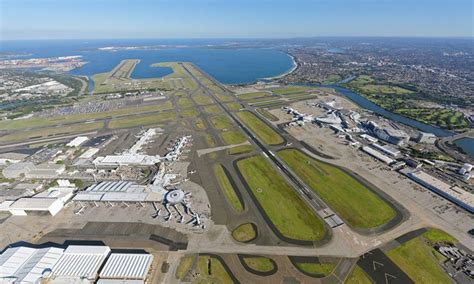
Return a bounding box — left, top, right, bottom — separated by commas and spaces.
1, 35, 473, 42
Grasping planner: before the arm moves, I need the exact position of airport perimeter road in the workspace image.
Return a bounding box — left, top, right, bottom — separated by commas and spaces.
180, 64, 330, 217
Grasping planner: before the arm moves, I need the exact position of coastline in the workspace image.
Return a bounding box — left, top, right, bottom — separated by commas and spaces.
262, 52, 298, 81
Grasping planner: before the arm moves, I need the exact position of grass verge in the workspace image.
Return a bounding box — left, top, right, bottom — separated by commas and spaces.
237, 155, 325, 241
278, 149, 396, 229
213, 164, 244, 213
236, 111, 284, 145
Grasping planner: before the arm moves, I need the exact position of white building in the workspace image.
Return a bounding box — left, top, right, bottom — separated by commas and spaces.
50, 246, 111, 283
0, 183, 75, 216
0, 245, 154, 284
93, 154, 160, 167
98, 253, 153, 283
361, 146, 395, 165
416, 132, 437, 144
0, 246, 63, 283
73, 181, 164, 203
66, 136, 89, 148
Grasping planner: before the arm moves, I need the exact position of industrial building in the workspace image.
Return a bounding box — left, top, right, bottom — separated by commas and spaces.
66, 136, 89, 147
361, 146, 395, 165
416, 132, 437, 144
0, 181, 75, 216
405, 170, 474, 214
365, 121, 409, 146
0, 244, 154, 283
73, 181, 164, 203
370, 143, 401, 157
25, 163, 66, 179
2, 162, 65, 179
98, 253, 153, 282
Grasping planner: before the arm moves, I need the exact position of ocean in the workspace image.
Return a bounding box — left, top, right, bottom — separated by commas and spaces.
0, 39, 295, 84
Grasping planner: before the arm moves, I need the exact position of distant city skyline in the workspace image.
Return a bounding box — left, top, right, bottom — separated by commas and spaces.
0, 0, 473, 40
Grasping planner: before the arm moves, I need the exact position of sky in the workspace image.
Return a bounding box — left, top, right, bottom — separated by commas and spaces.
0, 0, 472, 40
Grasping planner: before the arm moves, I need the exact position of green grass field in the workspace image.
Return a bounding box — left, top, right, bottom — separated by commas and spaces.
278, 149, 396, 229
220, 130, 246, 145
204, 134, 217, 147
181, 108, 198, 118
228, 145, 254, 155
238, 92, 272, 100
345, 75, 468, 130
210, 115, 233, 129
295, 263, 336, 277
256, 108, 279, 121
0, 122, 104, 143
386, 235, 452, 283
196, 255, 234, 284
203, 105, 221, 114
232, 223, 257, 242
423, 228, 458, 244
177, 97, 193, 108
242, 256, 275, 273
175, 255, 195, 280
272, 86, 313, 95
236, 111, 284, 145
0, 101, 174, 131
397, 108, 469, 130
108, 111, 176, 129
237, 155, 325, 241
192, 93, 213, 105
195, 118, 206, 130
225, 102, 242, 111
213, 164, 244, 213
345, 266, 372, 284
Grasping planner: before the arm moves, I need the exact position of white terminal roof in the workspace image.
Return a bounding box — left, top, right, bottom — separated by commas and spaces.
73, 181, 164, 203
93, 154, 160, 166
99, 253, 153, 280
52, 246, 111, 280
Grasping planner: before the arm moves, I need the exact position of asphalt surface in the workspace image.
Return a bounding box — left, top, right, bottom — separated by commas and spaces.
357, 249, 413, 284
180, 63, 329, 217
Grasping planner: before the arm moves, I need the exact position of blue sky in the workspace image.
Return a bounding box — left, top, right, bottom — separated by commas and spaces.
1, 0, 472, 39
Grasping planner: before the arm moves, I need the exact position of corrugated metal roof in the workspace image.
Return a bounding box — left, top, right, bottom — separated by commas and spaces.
15, 247, 63, 283
99, 254, 153, 280
0, 246, 63, 282
52, 246, 110, 280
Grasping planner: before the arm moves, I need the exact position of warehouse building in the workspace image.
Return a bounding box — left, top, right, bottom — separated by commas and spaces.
416, 132, 437, 144
0, 246, 64, 283
0, 245, 154, 283
66, 136, 89, 148
0, 181, 75, 216
370, 143, 401, 157
51, 245, 111, 283
98, 253, 154, 283
25, 163, 66, 179
365, 121, 409, 146
406, 170, 474, 214
361, 146, 395, 165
